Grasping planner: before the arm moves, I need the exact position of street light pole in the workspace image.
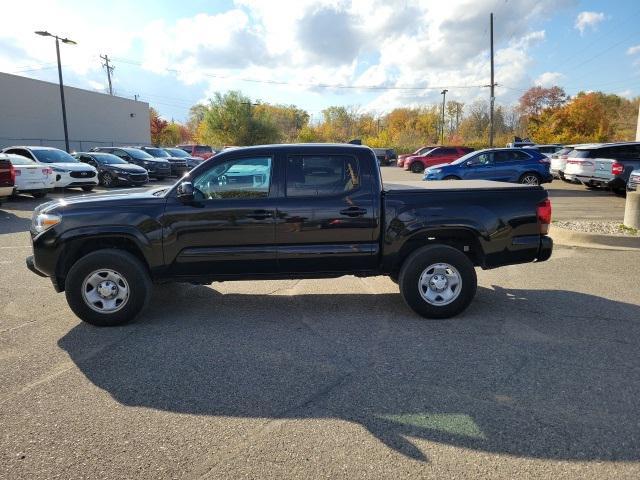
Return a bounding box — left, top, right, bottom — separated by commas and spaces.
440, 89, 448, 145
35, 31, 76, 152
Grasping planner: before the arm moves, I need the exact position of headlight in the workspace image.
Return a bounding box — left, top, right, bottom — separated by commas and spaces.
32, 213, 61, 233
428, 168, 442, 174
143, 161, 151, 166
52, 167, 70, 173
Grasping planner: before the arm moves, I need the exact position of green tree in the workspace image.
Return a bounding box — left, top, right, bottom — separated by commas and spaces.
198, 91, 280, 146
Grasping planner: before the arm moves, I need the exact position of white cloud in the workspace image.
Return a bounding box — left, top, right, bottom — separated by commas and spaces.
627, 45, 640, 55
0, 0, 579, 117
574, 11, 605, 35
534, 71, 565, 87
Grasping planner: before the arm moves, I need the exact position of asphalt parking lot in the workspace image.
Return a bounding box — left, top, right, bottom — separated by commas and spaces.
1, 169, 639, 479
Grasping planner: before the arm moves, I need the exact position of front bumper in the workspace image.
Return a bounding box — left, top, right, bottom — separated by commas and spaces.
628, 176, 640, 191
54, 171, 98, 188
26, 255, 47, 277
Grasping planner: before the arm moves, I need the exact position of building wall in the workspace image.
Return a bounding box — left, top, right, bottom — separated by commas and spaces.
0, 72, 151, 151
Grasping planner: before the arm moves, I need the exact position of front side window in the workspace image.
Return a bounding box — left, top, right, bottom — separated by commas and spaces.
192, 157, 272, 200
286, 155, 359, 197
467, 152, 492, 166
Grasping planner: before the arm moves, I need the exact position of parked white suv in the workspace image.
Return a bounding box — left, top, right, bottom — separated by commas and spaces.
2, 146, 98, 191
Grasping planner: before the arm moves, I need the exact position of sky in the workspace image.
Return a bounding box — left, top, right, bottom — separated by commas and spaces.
1, 0, 638, 123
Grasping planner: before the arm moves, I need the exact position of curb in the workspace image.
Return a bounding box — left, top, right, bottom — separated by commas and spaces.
550, 226, 640, 251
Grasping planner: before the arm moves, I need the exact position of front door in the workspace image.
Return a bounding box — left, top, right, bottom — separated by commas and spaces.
463, 152, 496, 180
276, 151, 379, 273
162, 154, 277, 277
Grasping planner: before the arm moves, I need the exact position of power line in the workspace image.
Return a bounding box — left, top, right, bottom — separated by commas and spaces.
110, 56, 489, 91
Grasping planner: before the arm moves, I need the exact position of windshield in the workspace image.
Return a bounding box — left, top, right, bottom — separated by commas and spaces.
164, 148, 189, 158
7, 155, 36, 165
32, 149, 78, 163
92, 153, 128, 165
451, 150, 481, 165
122, 148, 154, 160
144, 148, 170, 158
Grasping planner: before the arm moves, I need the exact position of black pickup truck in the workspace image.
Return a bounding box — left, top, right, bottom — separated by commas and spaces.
26, 144, 552, 326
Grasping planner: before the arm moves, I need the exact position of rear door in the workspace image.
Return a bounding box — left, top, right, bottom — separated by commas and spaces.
276, 151, 378, 273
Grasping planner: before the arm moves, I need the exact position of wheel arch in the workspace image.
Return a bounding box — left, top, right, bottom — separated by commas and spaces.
55, 233, 151, 291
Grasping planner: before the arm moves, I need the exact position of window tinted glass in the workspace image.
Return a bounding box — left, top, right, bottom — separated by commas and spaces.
439, 148, 458, 155
467, 153, 492, 166
510, 150, 531, 160
286, 155, 359, 197
195, 146, 213, 153
92, 153, 127, 164
569, 149, 592, 158
493, 151, 513, 162
7, 155, 35, 165
31, 149, 78, 163
121, 148, 154, 159
193, 157, 271, 200
144, 148, 169, 157
164, 148, 189, 158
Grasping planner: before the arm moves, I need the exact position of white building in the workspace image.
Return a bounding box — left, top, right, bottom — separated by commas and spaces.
0, 72, 151, 151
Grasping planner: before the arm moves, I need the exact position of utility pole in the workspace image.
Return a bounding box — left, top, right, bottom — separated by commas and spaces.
35, 31, 76, 152
100, 54, 114, 95
440, 89, 448, 145
489, 12, 495, 147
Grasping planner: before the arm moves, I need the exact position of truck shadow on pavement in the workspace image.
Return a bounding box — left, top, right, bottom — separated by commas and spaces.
58, 284, 640, 463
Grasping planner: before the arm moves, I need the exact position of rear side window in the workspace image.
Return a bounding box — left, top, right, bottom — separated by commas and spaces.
599, 145, 640, 160
569, 149, 593, 158
286, 155, 360, 197
510, 150, 531, 160
439, 148, 458, 155
195, 146, 212, 153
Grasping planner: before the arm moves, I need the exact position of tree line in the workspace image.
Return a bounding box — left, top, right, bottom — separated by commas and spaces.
149, 87, 639, 153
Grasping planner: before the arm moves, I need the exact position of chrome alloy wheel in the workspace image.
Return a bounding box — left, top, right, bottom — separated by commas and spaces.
418, 263, 462, 306
521, 174, 540, 185
81, 269, 130, 313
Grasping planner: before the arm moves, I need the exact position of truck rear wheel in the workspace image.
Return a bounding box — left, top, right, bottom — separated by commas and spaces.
399, 245, 477, 319
65, 249, 151, 327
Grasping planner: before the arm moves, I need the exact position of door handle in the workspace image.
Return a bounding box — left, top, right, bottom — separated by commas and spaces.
340, 207, 367, 217
245, 210, 273, 220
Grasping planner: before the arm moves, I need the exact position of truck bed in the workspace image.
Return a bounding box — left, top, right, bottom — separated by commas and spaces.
383, 179, 539, 193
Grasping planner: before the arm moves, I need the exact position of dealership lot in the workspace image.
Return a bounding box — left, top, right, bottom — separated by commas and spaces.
1, 169, 639, 479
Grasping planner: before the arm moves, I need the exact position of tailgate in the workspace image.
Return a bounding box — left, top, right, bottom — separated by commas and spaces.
592, 158, 615, 181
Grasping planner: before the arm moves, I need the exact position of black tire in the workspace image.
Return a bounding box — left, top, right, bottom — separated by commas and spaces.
443, 176, 460, 180
100, 172, 115, 188
518, 172, 541, 185
82, 186, 95, 192
410, 162, 425, 174
398, 245, 477, 319
613, 188, 627, 197
31, 191, 47, 198
65, 249, 152, 327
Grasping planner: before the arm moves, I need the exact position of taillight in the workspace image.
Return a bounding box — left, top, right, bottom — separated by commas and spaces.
612, 162, 624, 175
10, 165, 17, 182
537, 198, 552, 235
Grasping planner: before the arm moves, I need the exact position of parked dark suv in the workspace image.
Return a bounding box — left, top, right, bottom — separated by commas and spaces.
134, 146, 189, 177
372, 148, 397, 166
92, 147, 171, 180
74, 152, 149, 187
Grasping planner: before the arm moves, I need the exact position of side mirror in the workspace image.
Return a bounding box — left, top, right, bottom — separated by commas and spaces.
177, 181, 195, 203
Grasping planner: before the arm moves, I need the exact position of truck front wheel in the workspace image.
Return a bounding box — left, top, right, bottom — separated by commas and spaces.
399, 245, 477, 319
65, 249, 152, 327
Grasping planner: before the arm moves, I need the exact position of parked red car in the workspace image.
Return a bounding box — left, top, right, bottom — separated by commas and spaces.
397, 146, 438, 168
404, 146, 474, 173
176, 144, 216, 160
